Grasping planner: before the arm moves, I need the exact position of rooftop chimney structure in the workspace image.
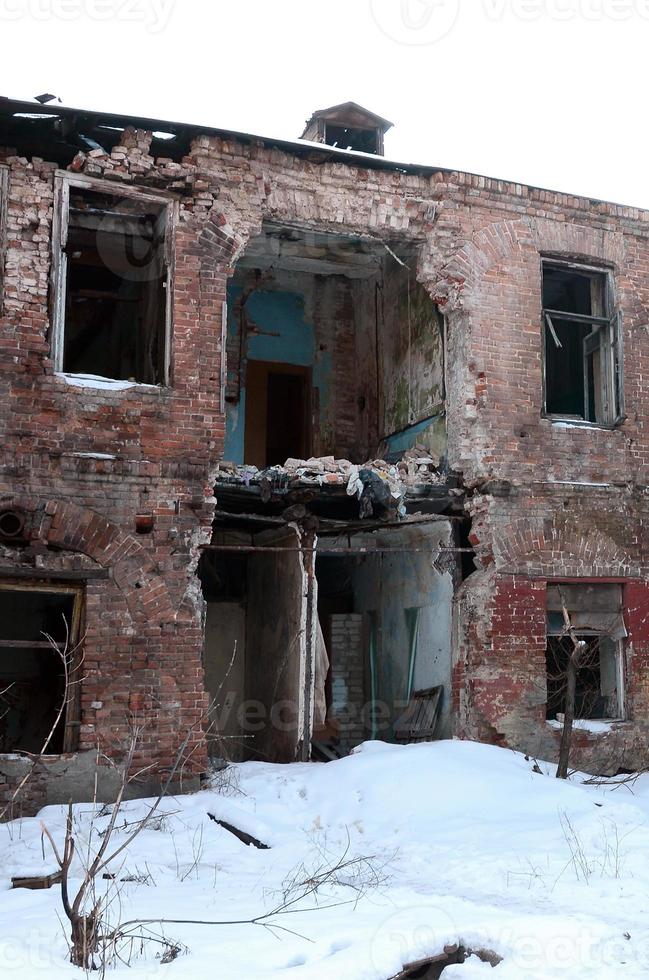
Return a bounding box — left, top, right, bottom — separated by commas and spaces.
300, 102, 393, 156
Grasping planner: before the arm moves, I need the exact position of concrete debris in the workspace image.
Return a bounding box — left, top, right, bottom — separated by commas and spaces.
215, 450, 446, 520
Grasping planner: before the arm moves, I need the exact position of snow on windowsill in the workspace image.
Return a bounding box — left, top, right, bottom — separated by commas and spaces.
69, 451, 117, 460
545, 480, 613, 488
547, 718, 624, 734
56, 372, 164, 392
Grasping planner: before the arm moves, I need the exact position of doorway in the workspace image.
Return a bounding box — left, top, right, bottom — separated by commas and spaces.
244, 361, 311, 468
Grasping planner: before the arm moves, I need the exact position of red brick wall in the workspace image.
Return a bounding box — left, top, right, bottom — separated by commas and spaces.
0, 127, 436, 810
456, 507, 649, 772
5, 119, 649, 796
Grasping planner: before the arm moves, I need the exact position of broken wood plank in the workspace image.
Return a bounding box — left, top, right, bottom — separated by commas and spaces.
389, 944, 464, 979
394, 686, 443, 743
207, 813, 270, 849
12, 871, 62, 890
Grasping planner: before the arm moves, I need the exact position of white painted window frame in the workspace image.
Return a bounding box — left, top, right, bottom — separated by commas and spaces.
541, 257, 625, 429
50, 170, 177, 386
0, 164, 9, 316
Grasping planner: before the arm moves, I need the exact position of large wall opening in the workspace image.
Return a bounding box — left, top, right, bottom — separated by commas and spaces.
199, 519, 457, 763
223, 223, 446, 468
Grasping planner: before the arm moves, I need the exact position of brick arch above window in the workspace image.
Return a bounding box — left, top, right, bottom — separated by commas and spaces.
493, 513, 634, 579
1, 496, 176, 624
435, 217, 627, 313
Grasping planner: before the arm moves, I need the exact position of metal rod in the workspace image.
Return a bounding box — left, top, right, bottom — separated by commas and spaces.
543, 308, 609, 325
200, 544, 475, 554
0, 640, 55, 649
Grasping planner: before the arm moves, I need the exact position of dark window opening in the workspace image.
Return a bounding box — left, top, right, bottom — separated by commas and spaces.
323, 124, 380, 154
546, 634, 621, 721
0, 165, 8, 315
457, 518, 477, 581
545, 583, 624, 721
57, 182, 171, 385
0, 584, 83, 753
198, 551, 247, 602
542, 262, 622, 425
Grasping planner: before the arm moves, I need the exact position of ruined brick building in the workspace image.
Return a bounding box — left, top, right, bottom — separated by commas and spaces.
1, 95, 648, 809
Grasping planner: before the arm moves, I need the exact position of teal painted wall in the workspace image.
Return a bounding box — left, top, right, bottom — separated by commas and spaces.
224, 283, 332, 464
350, 524, 454, 739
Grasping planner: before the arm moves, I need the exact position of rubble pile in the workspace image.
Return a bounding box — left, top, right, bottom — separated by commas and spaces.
215, 449, 446, 519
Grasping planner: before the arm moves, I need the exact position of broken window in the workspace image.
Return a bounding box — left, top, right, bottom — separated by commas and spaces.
0, 582, 83, 753
542, 261, 623, 425
51, 174, 174, 385
0, 164, 8, 314
545, 583, 625, 721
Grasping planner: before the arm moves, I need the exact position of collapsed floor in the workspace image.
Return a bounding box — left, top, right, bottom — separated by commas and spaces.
200, 453, 467, 763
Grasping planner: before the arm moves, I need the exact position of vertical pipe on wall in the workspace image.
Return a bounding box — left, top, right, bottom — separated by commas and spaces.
368, 609, 378, 740
405, 606, 421, 702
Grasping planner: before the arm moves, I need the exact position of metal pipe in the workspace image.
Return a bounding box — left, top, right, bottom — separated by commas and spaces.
200, 544, 475, 554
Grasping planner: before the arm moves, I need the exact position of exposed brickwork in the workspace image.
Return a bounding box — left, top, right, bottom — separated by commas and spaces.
456, 489, 649, 771
3, 111, 649, 801
329, 613, 366, 754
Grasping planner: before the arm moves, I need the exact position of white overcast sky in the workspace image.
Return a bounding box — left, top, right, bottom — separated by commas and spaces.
2, 0, 648, 207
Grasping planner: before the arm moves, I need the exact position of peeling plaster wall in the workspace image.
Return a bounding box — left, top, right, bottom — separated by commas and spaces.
380, 259, 445, 444
350, 523, 455, 740
224, 267, 377, 464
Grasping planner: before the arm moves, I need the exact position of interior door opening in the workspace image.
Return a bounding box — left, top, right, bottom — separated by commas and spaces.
244, 361, 311, 468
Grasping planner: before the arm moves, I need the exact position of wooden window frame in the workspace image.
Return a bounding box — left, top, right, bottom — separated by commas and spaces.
0, 580, 84, 753
545, 581, 626, 722
0, 164, 9, 316
50, 170, 177, 387
541, 258, 625, 429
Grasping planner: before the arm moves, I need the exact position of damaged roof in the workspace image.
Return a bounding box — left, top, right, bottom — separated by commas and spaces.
303, 101, 394, 131
2, 95, 643, 214
0, 95, 434, 175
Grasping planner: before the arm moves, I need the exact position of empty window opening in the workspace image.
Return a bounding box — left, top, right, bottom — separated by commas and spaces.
542, 262, 622, 425
457, 518, 477, 580
0, 164, 8, 314
323, 124, 380, 154
545, 583, 625, 721
52, 176, 173, 385
0, 583, 83, 753
223, 223, 442, 468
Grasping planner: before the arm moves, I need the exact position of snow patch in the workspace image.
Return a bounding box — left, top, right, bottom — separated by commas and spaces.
547, 718, 622, 733
3, 741, 649, 978
56, 372, 163, 392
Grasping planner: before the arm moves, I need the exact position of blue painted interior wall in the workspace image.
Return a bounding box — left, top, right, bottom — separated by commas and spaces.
350, 524, 454, 739
224, 283, 333, 463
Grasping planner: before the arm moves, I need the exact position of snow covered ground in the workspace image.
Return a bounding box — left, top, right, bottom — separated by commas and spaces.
2, 739, 649, 978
